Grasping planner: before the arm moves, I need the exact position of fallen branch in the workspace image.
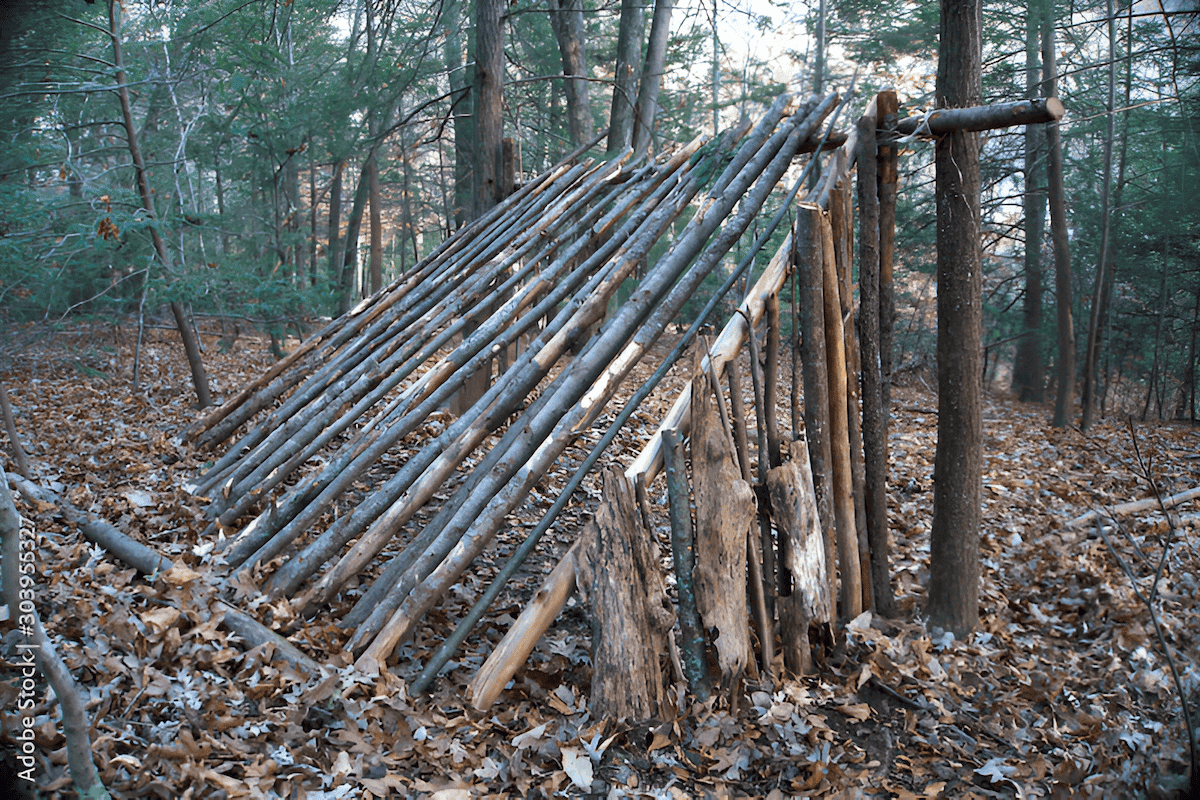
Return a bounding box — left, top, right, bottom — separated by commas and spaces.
0, 381, 30, 479
5, 473, 321, 675
1066, 485, 1200, 529
2, 465, 111, 798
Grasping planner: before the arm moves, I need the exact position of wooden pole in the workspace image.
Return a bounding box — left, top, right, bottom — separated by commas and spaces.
856, 101, 896, 616
877, 90, 899, 419
662, 427, 711, 700
794, 204, 838, 611
831, 176, 872, 613
893, 96, 1064, 136
819, 208, 863, 620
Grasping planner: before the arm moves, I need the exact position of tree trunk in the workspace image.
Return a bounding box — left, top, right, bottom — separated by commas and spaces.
1142, 255, 1169, 421
548, 0, 593, 148
108, 0, 210, 409
608, 0, 645, 153
367, 146, 383, 295
1080, 0, 1118, 431
928, 0, 983, 636
1012, 5, 1046, 402
632, 0, 674, 157
328, 159, 344, 284
1043, 3, 1075, 430
473, 0, 505, 219
813, 0, 826, 95
446, 0, 473, 228
339, 160, 371, 314
877, 90, 899, 417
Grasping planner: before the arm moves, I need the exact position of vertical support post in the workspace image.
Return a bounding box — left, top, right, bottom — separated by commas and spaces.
818, 208, 863, 620
858, 99, 896, 615
794, 204, 838, 612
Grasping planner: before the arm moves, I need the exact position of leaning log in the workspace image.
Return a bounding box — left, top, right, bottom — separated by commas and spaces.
893, 97, 1065, 136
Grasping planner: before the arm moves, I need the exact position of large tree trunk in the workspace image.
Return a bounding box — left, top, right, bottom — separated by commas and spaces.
548, 0, 593, 148
446, 0, 473, 228
1012, 5, 1047, 402
1043, 3, 1075, 429
608, 0, 645, 153
631, 0, 674, 157
473, 0, 505, 219
928, 0, 983, 636
1080, 0, 1118, 431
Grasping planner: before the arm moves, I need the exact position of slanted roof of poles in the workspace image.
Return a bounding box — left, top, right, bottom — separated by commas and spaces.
183, 91, 851, 673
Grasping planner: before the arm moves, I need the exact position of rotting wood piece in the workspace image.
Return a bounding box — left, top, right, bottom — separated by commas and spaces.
691, 366, 755, 696
576, 467, 675, 721
767, 453, 834, 675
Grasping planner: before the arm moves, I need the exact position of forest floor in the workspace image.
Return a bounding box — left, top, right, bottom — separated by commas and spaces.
1, 323, 1198, 799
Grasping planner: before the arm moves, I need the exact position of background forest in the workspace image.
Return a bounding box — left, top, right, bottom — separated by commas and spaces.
0, 0, 1196, 422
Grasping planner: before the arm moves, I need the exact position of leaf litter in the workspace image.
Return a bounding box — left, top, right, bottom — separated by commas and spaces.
0, 325, 1197, 798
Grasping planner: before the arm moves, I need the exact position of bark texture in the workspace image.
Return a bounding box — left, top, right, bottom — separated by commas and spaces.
767, 454, 833, 675
856, 105, 896, 616
548, 0, 593, 147
581, 467, 674, 721
474, 0, 505, 218
928, 0, 984, 636
691, 368, 754, 693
